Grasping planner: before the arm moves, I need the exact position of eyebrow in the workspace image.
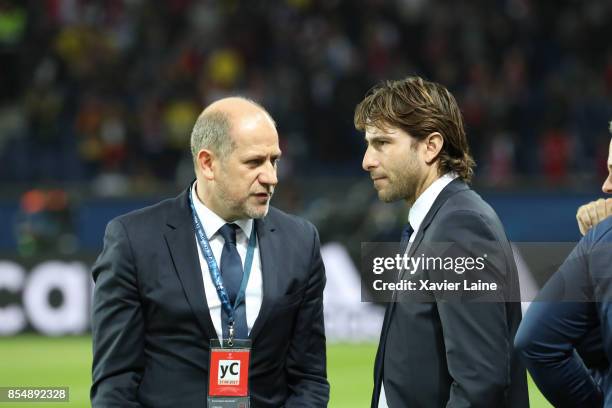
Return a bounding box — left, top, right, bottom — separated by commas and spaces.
365, 135, 391, 144
244, 152, 282, 160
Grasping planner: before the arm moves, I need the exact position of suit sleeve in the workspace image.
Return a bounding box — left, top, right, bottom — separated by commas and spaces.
284, 223, 330, 407
427, 210, 516, 408
91, 219, 145, 407
514, 235, 604, 407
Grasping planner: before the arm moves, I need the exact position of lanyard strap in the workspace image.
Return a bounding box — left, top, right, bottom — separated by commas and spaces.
188, 193, 256, 327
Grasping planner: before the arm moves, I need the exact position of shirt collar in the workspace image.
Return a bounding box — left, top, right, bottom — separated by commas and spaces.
408, 172, 458, 234
190, 182, 253, 239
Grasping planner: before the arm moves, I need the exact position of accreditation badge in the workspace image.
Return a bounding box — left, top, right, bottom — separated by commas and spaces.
207, 339, 251, 408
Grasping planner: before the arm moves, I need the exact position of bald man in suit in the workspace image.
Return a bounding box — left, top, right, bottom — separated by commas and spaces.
91, 97, 329, 407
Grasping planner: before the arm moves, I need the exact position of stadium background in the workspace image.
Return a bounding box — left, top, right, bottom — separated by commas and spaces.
1, 0, 611, 406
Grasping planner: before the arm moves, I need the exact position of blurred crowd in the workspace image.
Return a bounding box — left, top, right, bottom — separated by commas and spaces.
1, 0, 612, 196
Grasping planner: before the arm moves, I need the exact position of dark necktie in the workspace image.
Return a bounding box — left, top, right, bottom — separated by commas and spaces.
400, 223, 414, 255
396, 223, 414, 284
218, 223, 248, 339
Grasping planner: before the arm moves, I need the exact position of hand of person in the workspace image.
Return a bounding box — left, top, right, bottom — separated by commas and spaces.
576, 198, 612, 235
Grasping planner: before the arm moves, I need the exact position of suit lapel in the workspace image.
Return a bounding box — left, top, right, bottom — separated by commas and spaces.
249, 216, 277, 342
379, 179, 470, 345
404, 178, 470, 263
164, 188, 217, 339
417, 178, 468, 237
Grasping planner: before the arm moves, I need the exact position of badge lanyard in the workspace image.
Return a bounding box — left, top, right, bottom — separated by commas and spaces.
188, 193, 256, 345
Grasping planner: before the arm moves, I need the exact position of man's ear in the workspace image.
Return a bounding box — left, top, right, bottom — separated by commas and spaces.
197, 149, 216, 180
423, 132, 444, 164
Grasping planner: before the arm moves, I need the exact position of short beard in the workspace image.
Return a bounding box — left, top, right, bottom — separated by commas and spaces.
378, 178, 417, 204
378, 163, 421, 204
377, 140, 423, 204
217, 179, 272, 220
245, 204, 269, 219
213, 175, 239, 220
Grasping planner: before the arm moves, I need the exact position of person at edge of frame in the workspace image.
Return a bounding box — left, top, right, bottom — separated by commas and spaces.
515, 121, 612, 407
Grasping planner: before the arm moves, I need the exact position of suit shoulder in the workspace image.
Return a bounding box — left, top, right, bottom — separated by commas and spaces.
432, 189, 507, 241
266, 206, 318, 236
587, 216, 612, 244
437, 189, 496, 222
110, 195, 178, 230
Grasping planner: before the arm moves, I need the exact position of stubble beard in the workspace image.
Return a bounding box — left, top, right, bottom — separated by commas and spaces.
217, 179, 271, 220
378, 176, 417, 204
244, 200, 270, 219
378, 162, 421, 205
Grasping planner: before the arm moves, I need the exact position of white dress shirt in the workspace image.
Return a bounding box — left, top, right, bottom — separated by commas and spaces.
190, 183, 263, 341
379, 172, 458, 408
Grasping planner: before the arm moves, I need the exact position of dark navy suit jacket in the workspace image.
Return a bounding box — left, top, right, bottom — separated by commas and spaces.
372, 179, 529, 407
515, 216, 612, 407
90, 187, 329, 407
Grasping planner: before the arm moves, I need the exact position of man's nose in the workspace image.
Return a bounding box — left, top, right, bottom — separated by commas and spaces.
362, 147, 378, 172
260, 161, 278, 186
603, 173, 612, 194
